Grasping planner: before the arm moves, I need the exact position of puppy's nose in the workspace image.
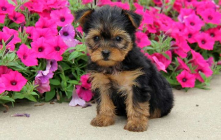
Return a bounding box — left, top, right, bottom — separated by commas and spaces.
102, 50, 110, 60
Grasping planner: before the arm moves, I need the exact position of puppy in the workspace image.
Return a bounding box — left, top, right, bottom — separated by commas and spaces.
75, 5, 174, 132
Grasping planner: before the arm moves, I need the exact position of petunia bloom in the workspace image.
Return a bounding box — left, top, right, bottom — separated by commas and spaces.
184, 14, 204, 31
195, 33, 215, 50
76, 85, 93, 102
0, 66, 12, 77
80, 74, 91, 89
0, 78, 5, 94
8, 11, 25, 24
0, 0, 15, 14
176, 70, 196, 88
17, 44, 38, 67
1, 71, 27, 91
50, 8, 74, 27
69, 89, 86, 107
199, 9, 221, 25
31, 38, 52, 59
135, 32, 151, 48
46, 36, 68, 61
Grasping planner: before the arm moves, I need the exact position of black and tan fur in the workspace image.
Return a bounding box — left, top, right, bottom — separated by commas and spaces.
75, 5, 174, 132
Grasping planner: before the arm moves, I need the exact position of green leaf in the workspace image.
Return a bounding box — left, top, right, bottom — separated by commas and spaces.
162, 53, 171, 60
50, 79, 61, 85
68, 51, 80, 60
13, 93, 25, 99
67, 80, 79, 85
25, 95, 37, 102
0, 96, 15, 102
58, 62, 71, 71
45, 89, 56, 102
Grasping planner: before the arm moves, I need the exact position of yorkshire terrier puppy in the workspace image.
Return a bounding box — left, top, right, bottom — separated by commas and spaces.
75, 5, 174, 132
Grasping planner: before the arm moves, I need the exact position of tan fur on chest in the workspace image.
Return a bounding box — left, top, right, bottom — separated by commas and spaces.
90, 69, 144, 93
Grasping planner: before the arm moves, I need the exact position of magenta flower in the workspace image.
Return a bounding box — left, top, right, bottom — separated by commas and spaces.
206, 57, 214, 67
195, 33, 215, 50
0, 0, 15, 14
183, 28, 198, 44
80, 74, 91, 89
0, 66, 12, 77
50, 8, 74, 27
190, 50, 207, 66
31, 38, 52, 59
76, 85, 93, 102
205, 28, 221, 42
199, 9, 221, 25
82, 0, 93, 4
0, 78, 5, 94
135, 32, 151, 48
24, 1, 43, 13
178, 8, 195, 22
0, 14, 5, 24
1, 71, 27, 91
194, 65, 213, 82
184, 14, 204, 31
69, 89, 86, 107
46, 36, 68, 61
35, 17, 57, 29
176, 70, 196, 88
8, 11, 25, 24
25, 26, 35, 39
17, 44, 38, 67
177, 57, 191, 72
32, 28, 57, 41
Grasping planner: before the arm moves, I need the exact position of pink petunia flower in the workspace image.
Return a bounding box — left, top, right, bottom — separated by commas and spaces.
32, 28, 57, 41
82, 0, 93, 4
183, 28, 198, 44
31, 38, 52, 59
205, 28, 221, 42
46, 36, 68, 61
194, 65, 213, 82
135, 32, 151, 48
8, 11, 25, 24
25, 26, 35, 39
1, 71, 27, 91
50, 8, 74, 27
195, 32, 215, 50
0, 78, 5, 94
184, 14, 204, 31
176, 57, 191, 72
199, 9, 221, 25
178, 8, 195, 22
0, 0, 15, 14
0, 14, 5, 24
35, 17, 57, 29
17, 44, 38, 67
76, 85, 93, 102
0, 66, 13, 77
24, 1, 43, 13
176, 70, 196, 88
69, 89, 86, 107
80, 74, 91, 89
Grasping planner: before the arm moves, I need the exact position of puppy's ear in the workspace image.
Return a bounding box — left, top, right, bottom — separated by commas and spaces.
123, 10, 142, 29
74, 9, 94, 27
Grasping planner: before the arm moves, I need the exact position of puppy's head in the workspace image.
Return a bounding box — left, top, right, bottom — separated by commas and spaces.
75, 6, 142, 67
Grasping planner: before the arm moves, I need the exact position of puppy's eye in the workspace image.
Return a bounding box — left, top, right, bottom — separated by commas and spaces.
115, 36, 122, 42
93, 36, 100, 42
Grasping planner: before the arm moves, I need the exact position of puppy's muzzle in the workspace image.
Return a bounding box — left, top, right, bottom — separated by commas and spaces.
102, 50, 110, 61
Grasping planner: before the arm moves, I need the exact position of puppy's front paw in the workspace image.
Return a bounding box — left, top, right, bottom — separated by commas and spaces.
91, 115, 115, 127
124, 121, 148, 132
